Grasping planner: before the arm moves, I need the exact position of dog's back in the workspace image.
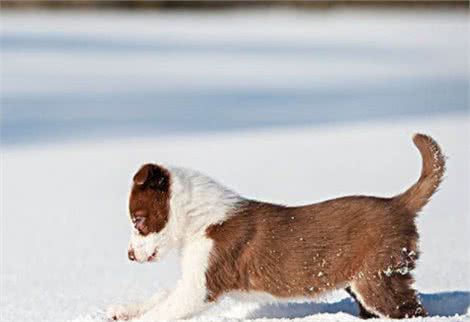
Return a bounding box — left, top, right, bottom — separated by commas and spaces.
206, 134, 446, 319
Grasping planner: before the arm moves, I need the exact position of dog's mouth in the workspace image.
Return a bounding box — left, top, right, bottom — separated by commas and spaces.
129, 248, 158, 263
147, 250, 157, 262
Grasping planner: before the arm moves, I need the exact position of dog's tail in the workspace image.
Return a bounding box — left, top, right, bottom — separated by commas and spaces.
394, 134, 446, 214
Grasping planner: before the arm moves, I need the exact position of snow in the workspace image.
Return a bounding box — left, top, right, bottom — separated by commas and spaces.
1, 9, 468, 145
1, 8, 469, 322
2, 116, 469, 322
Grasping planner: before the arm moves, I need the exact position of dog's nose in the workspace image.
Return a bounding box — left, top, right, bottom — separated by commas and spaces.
128, 249, 136, 261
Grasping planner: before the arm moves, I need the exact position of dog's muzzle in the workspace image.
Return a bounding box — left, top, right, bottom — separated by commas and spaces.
128, 248, 136, 261
128, 248, 157, 262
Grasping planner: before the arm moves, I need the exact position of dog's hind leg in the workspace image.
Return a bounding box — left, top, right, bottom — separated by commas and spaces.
350, 273, 426, 319
345, 286, 378, 319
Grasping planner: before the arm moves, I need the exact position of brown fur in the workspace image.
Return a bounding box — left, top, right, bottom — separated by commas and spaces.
205, 134, 445, 319
345, 286, 378, 319
394, 134, 446, 213
128, 164, 171, 236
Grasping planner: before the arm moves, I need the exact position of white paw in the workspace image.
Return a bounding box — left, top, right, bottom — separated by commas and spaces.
106, 304, 140, 321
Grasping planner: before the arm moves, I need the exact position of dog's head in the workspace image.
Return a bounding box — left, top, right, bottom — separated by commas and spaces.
127, 163, 173, 263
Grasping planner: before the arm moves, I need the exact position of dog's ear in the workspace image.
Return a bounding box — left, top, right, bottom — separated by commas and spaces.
133, 164, 153, 185
133, 164, 169, 190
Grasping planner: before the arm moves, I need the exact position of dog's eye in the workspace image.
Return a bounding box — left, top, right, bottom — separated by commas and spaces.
132, 216, 145, 225
133, 216, 147, 234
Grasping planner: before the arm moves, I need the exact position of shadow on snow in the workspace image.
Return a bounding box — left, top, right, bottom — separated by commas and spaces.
248, 291, 470, 319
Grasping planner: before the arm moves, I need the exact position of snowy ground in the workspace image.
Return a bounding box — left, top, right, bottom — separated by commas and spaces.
1, 8, 469, 322
2, 116, 469, 322
1, 9, 468, 145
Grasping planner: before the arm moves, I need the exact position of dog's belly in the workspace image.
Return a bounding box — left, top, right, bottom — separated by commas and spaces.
227, 284, 348, 305
228, 290, 287, 303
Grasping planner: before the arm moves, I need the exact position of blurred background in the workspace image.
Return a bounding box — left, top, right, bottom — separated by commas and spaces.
1, 1, 468, 145
1, 2, 469, 322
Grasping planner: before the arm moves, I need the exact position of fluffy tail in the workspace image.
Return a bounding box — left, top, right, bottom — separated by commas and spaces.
394, 134, 446, 213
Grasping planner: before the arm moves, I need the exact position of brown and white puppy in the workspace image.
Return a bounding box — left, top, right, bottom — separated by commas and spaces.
107, 134, 445, 321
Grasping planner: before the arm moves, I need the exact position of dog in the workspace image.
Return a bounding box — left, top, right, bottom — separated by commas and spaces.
107, 133, 445, 321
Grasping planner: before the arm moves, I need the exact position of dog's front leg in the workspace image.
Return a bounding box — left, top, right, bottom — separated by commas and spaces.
107, 289, 170, 321
133, 237, 214, 321
134, 279, 209, 321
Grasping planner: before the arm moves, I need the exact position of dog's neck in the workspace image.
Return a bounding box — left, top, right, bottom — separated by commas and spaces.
167, 166, 242, 245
